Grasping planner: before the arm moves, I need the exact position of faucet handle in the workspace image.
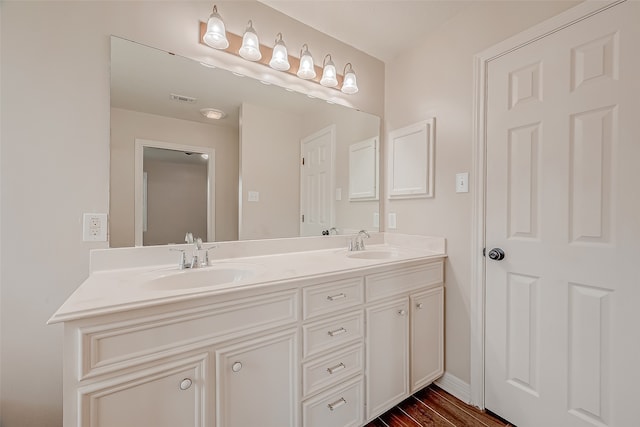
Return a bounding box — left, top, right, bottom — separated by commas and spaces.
170, 248, 187, 269
203, 244, 217, 265
185, 232, 194, 244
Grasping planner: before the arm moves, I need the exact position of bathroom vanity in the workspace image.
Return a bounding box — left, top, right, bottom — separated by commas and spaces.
50, 233, 445, 427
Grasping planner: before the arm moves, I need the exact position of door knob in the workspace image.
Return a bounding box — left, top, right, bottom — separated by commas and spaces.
488, 248, 505, 261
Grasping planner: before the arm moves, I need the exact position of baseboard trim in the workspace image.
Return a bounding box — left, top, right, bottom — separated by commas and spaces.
435, 372, 471, 404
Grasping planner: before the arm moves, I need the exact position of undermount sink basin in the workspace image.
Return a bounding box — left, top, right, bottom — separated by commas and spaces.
142, 264, 257, 291
346, 250, 399, 260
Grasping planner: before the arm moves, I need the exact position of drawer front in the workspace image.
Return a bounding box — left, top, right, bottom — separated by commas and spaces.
303, 311, 364, 358
302, 277, 364, 320
366, 262, 443, 302
82, 290, 298, 378
302, 377, 364, 427
302, 344, 363, 397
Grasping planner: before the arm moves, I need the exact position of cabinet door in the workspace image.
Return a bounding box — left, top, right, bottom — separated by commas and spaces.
410, 287, 444, 392
216, 329, 298, 427
366, 298, 409, 420
79, 353, 209, 427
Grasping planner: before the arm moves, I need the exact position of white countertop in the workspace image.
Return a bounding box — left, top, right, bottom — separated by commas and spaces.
49, 233, 446, 324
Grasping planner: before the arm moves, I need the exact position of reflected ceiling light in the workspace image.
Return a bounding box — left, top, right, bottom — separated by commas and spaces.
203, 5, 229, 49
238, 20, 262, 61
341, 63, 359, 94
320, 54, 338, 87
297, 44, 316, 79
201, 153, 209, 160
269, 33, 290, 71
200, 108, 227, 120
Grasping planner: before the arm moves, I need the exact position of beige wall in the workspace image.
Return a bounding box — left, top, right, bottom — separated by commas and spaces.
110, 107, 239, 246
384, 1, 578, 385
144, 158, 208, 246
301, 108, 381, 234
0, 2, 384, 426
239, 103, 302, 240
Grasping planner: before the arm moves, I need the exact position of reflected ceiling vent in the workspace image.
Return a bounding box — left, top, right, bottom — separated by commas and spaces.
170, 93, 197, 104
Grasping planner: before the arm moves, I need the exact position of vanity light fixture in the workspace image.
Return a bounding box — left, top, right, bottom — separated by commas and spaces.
269, 33, 290, 71
341, 63, 359, 94
203, 5, 229, 50
297, 44, 316, 80
320, 54, 338, 87
238, 20, 262, 61
200, 108, 227, 120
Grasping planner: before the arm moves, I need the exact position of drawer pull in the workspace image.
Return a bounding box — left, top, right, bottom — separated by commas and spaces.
416, 303, 424, 309
232, 362, 242, 372
179, 378, 192, 390
327, 397, 347, 411
327, 362, 346, 375
327, 293, 346, 301
327, 327, 347, 337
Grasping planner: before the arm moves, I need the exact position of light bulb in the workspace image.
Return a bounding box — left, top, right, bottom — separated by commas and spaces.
239, 20, 261, 61
269, 33, 290, 71
203, 5, 229, 50
297, 44, 316, 80
341, 63, 358, 94
320, 54, 338, 87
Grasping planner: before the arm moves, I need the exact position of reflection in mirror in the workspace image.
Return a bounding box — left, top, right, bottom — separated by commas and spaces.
136, 141, 214, 246
109, 36, 380, 247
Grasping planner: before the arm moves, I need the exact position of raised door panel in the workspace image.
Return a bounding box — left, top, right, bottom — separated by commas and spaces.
216, 329, 298, 427
410, 287, 444, 392
79, 353, 210, 427
366, 298, 409, 420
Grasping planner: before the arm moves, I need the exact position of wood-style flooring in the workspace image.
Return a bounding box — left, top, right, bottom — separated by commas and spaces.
364, 385, 514, 427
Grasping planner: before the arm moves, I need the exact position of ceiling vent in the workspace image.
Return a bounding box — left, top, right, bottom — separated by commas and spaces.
170, 93, 197, 104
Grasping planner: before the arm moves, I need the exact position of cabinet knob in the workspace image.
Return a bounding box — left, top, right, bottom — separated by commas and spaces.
232, 361, 243, 372
398, 309, 407, 316
416, 303, 424, 309
179, 378, 192, 390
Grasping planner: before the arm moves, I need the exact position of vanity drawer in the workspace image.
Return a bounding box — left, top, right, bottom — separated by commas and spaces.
302, 376, 364, 427
303, 311, 363, 358
302, 344, 363, 397
81, 290, 298, 378
302, 277, 364, 320
366, 262, 443, 302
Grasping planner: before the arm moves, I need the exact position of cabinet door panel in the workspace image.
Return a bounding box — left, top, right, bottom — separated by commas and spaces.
366, 298, 409, 420
216, 329, 298, 427
411, 287, 444, 392
80, 353, 209, 427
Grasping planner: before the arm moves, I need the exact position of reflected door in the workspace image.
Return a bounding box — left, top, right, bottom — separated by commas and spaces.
485, 2, 640, 426
300, 126, 335, 237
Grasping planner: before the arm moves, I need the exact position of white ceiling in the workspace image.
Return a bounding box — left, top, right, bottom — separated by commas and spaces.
260, 0, 473, 62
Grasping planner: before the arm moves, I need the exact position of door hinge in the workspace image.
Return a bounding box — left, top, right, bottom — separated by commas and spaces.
301, 214, 305, 223
302, 157, 305, 166
482, 247, 486, 257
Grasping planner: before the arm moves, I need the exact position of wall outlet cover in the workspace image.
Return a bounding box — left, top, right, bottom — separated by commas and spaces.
83, 213, 108, 242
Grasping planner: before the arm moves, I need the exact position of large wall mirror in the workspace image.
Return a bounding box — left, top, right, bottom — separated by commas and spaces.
109, 36, 381, 247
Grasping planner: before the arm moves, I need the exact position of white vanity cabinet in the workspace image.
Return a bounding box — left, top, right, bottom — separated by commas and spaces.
57, 250, 444, 427
364, 262, 445, 421
216, 329, 298, 427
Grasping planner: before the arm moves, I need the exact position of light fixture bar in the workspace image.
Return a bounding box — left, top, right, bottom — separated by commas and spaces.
199, 21, 346, 88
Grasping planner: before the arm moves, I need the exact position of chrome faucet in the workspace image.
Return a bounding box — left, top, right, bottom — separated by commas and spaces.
171, 233, 217, 269
349, 229, 370, 251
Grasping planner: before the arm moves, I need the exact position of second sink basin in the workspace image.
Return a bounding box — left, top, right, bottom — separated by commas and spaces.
142, 264, 258, 291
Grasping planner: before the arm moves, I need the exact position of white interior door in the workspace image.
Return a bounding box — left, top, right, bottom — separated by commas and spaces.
300, 125, 335, 237
485, 2, 640, 426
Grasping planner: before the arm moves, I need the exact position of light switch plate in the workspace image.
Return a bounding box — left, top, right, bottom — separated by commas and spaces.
388, 213, 397, 229
456, 172, 469, 193
83, 213, 108, 242
248, 191, 259, 202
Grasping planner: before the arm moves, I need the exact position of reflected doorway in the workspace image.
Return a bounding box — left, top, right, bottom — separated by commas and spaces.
135, 139, 215, 246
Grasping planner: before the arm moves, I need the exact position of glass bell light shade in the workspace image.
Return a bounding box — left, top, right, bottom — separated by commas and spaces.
203, 5, 229, 49
297, 44, 316, 79
238, 20, 262, 61
320, 54, 338, 87
341, 63, 359, 94
269, 33, 290, 71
